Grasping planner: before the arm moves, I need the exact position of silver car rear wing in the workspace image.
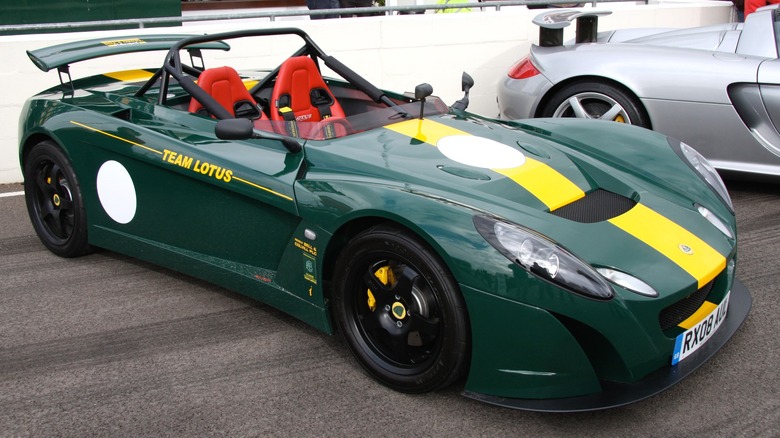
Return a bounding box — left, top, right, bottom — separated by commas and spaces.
532, 10, 612, 47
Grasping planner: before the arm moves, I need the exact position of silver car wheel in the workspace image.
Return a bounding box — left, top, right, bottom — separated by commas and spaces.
552, 92, 631, 123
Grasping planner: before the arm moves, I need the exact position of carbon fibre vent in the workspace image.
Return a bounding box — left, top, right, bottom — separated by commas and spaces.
659, 281, 715, 332
551, 189, 636, 223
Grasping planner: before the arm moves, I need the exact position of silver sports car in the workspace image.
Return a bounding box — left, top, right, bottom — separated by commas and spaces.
497, 6, 780, 178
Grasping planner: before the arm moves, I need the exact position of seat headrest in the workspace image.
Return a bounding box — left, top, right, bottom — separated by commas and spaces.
189, 66, 264, 120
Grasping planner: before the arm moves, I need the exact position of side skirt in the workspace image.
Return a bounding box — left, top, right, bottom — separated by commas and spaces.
90, 225, 332, 334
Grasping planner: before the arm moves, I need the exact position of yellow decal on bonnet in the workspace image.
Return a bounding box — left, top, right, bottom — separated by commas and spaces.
494, 162, 584, 211
384, 119, 585, 211
103, 70, 155, 82
608, 203, 726, 288
384, 118, 464, 144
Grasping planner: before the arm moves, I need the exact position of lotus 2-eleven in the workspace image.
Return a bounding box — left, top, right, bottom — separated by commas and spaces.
19, 27, 750, 411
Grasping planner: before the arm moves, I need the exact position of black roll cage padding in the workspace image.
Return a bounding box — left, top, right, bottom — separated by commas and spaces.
321, 55, 388, 105
143, 27, 402, 120
136, 62, 205, 98
135, 68, 162, 97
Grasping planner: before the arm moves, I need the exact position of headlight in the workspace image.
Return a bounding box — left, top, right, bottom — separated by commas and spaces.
673, 140, 733, 212
474, 215, 613, 300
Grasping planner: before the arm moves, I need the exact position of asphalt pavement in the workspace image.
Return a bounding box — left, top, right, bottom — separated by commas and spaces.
1, 179, 778, 437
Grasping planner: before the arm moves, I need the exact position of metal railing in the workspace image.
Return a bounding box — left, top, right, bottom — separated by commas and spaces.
0, 0, 639, 33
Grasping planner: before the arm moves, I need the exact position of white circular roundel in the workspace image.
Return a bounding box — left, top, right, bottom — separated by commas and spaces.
436, 135, 525, 169
96, 160, 137, 224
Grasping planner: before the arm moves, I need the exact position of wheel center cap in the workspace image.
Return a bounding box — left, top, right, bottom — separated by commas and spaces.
391, 302, 406, 320
52, 193, 61, 207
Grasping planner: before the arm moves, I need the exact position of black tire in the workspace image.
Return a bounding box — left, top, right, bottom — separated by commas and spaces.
23, 141, 90, 258
332, 225, 469, 393
541, 81, 651, 128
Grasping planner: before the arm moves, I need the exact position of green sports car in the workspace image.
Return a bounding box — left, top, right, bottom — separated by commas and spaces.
19, 28, 750, 411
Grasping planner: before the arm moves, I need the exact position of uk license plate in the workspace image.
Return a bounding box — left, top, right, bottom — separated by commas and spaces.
671, 291, 730, 365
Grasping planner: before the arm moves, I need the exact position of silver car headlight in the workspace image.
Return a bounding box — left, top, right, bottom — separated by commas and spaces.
474, 215, 613, 300
673, 140, 733, 212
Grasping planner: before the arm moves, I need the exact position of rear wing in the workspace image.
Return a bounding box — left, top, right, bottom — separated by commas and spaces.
532, 10, 612, 47
27, 34, 230, 92
27, 35, 230, 72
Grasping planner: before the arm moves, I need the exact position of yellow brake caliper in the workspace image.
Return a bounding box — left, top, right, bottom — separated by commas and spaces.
367, 266, 394, 311
614, 115, 626, 123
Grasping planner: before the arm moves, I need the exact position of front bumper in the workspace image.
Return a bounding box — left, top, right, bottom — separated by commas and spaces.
462, 278, 751, 412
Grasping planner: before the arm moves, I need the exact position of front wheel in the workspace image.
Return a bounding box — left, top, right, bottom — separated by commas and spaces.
23, 140, 90, 258
541, 81, 651, 128
332, 225, 469, 393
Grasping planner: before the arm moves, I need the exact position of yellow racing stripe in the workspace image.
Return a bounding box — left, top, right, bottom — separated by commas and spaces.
232, 176, 293, 201
608, 203, 726, 288
384, 118, 464, 144
103, 69, 155, 82
384, 119, 584, 210
494, 162, 584, 211
70, 120, 162, 155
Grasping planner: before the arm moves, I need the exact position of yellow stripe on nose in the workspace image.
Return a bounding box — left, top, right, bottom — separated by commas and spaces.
677, 301, 717, 330
386, 118, 725, 288
608, 203, 726, 289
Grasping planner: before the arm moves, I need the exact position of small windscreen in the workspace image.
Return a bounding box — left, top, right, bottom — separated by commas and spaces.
251, 98, 450, 141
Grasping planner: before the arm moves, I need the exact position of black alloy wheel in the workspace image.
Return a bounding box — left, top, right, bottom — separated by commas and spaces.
333, 225, 469, 393
24, 141, 90, 258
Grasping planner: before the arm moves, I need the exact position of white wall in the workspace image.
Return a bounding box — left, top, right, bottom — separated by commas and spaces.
0, 1, 734, 183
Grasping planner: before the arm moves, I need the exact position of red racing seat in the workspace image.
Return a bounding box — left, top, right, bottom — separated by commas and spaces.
270, 56, 347, 139
188, 66, 267, 121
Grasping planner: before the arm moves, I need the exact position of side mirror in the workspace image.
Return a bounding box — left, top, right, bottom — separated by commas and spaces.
461, 72, 474, 93
415, 83, 433, 119
216, 118, 254, 140
415, 83, 433, 101
451, 72, 474, 112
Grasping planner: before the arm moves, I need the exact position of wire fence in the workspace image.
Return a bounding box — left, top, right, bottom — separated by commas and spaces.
0, 0, 643, 33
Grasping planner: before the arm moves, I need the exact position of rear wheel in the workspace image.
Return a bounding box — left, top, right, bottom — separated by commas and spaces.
23, 141, 90, 257
333, 225, 469, 393
541, 81, 651, 128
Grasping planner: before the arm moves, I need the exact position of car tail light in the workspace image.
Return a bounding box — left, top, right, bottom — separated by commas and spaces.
507, 56, 541, 80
